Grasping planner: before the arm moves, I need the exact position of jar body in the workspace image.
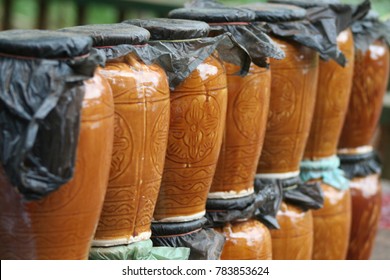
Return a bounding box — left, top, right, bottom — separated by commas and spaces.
347, 173, 382, 259
210, 63, 270, 198
312, 182, 352, 259
271, 202, 313, 260
0, 70, 115, 259
304, 29, 355, 158
215, 219, 272, 260
339, 40, 390, 148
153, 53, 228, 222
93, 54, 170, 246
258, 38, 319, 174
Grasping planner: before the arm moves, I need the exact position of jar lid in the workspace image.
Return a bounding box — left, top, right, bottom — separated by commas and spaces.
241, 3, 307, 23
268, 0, 341, 9
0, 29, 92, 59
123, 18, 210, 40
168, 7, 256, 23
59, 23, 150, 46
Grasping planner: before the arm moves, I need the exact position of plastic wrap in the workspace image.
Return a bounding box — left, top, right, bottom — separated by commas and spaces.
300, 156, 349, 190
169, 8, 285, 68
351, 11, 390, 52
270, 0, 371, 33
89, 239, 190, 260
253, 178, 283, 229
0, 30, 99, 201
151, 218, 225, 260
123, 19, 251, 88
255, 175, 323, 229
339, 151, 382, 179
205, 195, 256, 226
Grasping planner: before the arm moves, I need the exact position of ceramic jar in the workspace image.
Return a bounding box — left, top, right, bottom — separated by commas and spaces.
304, 29, 355, 260
93, 53, 170, 245
210, 62, 270, 199
215, 219, 272, 260
339, 39, 390, 148
0, 65, 114, 259
258, 37, 318, 174
154, 53, 227, 222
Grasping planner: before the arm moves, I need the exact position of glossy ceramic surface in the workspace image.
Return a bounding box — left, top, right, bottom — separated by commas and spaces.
210, 62, 270, 198
304, 29, 355, 159
216, 219, 272, 260
0, 70, 115, 259
339, 40, 390, 148
154, 53, 228, 222
271, 202, 314, 260
258, 37, 319, 174
94, 54, 170, 245
347, 174, 382, 260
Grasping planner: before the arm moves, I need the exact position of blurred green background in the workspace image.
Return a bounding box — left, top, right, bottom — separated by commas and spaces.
1, 0, 390, 30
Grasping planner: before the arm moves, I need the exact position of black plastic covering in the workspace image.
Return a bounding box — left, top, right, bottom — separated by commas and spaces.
339, 151, 382, 179
269, 0, 371, 33
254, 175, 324, 229
122, 19, 252, 88
269, 0, 341, 9
0, 30, 99, 200
0, 29, 92, 58
123, 19, 209, 40
205, 194, 256, 226
169, 7, 256, 23
151, 218, 225, 260
350, 11, 390, 52
60, 23, 150, 46
168, 7, 285, 68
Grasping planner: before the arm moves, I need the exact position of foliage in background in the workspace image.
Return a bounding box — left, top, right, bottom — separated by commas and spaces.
1, 0, 390, 30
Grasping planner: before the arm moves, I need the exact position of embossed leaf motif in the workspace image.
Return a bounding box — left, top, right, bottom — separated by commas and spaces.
168, 97, 220, 163
109, 113, 131, 181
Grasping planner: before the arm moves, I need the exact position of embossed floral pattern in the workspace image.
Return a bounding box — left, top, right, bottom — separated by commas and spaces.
167, 97, 220, 164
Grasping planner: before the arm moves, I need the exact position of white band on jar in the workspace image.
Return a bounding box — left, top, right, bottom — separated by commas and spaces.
255, 170, 300, 180
152, 211, 206, 223
207, 187, 254, 199
91, 231, 151, 247
338, 145, 374, 155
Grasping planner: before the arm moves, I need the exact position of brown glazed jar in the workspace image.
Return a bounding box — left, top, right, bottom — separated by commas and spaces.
124, 19, 228, 222
311, 181, 352, 259
210, 63, 270, 198
258, 36, 318, 174
304, 29, 355, 158
338, 148, 383, 260
154, 53, 227, 221
0, 31, 114, 259
339, 39, 390, 148
60, 24, 171, 246
93, 31, 169, 245
347, 174, 382, 259
270, 202, 313, 260
215, 219, 272, 260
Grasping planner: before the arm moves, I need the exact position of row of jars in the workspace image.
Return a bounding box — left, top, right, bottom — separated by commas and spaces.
0, 0, 388, 260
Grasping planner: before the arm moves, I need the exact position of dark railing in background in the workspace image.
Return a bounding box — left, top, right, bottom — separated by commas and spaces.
1, 0, 186, 30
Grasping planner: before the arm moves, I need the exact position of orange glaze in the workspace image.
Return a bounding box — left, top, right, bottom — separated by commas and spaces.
93, 54, 170, 245
270, 202, 313, 260
258, 37, 319, 174
216, 219, 272, 260
153, 53, 228, 222
0, 69, 115, 259
211, 62, 270, 197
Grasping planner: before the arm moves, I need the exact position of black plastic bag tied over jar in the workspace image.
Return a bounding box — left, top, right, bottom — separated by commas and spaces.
0, 30, 100, 201
168, 6, 285, 68
121, 19, 252, 89
350, 10, 390, 52
254, 176, 324, 229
